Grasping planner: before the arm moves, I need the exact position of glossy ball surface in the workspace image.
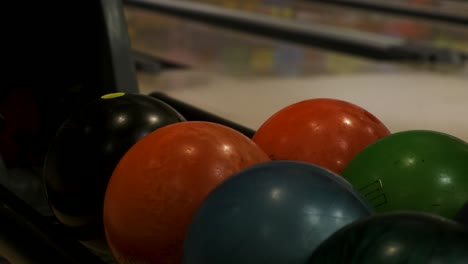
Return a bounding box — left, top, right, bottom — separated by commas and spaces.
308, 212, 468, 264
253, 98, 390, 174
43, 92, 185, 240
342, 130, 468, 218
103, 121, 270, 264
183, 160, 373, 264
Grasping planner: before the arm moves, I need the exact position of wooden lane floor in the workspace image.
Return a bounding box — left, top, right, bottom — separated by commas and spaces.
138, 69, 468, 142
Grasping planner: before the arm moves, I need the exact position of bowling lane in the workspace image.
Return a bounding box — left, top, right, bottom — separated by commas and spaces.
128, 3, 468, 141
178, 0, 468, 53
126, 6, 463, 78
138, 69, 468, 142
126, 7, 385, 77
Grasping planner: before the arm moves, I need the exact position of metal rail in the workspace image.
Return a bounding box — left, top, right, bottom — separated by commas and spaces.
150, 92, 256, 138
310, 0, 468, 26
0, 182, 106, 264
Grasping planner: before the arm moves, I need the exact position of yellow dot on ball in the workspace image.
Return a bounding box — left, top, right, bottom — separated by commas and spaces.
101, 92, 125, 99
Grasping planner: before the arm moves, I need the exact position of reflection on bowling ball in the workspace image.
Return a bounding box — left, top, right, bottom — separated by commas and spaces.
43, 92, 185, 244
183, 160, 373, 264
307, 212, 468, 264
342, 130, 468, 219
103, 121, 269, 264
253, 98, 390, 174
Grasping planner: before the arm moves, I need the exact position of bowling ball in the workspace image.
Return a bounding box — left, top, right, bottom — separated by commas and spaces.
342, 130, 468, 219
43, 92, 185, 243
454, 202, 468, 228
182, 160, 373, 264
307, 212, 468, 264
252, 98, 390, 174
103, 121, 270, 264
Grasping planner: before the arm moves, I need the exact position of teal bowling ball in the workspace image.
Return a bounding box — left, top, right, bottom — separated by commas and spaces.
183, 160, 373, 264
43, 92, 185, 245
308, 212, 468, 264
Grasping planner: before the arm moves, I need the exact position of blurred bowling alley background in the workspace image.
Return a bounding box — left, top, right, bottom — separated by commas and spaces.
0, 0, 468, 263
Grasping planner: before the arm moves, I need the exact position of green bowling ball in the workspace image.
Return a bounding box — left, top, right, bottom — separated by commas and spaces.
342, 130, 468, 219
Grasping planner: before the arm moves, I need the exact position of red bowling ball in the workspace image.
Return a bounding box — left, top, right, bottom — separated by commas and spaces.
103, 121, 270, 264
253, 98, 391, 174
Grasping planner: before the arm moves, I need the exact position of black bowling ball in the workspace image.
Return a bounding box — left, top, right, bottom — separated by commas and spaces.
43, 92, 185, 247
308, 212, 468, 264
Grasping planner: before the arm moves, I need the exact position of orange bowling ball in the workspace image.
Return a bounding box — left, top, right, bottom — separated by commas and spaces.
103, 121, 269, 264
253, 98, 390, 174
